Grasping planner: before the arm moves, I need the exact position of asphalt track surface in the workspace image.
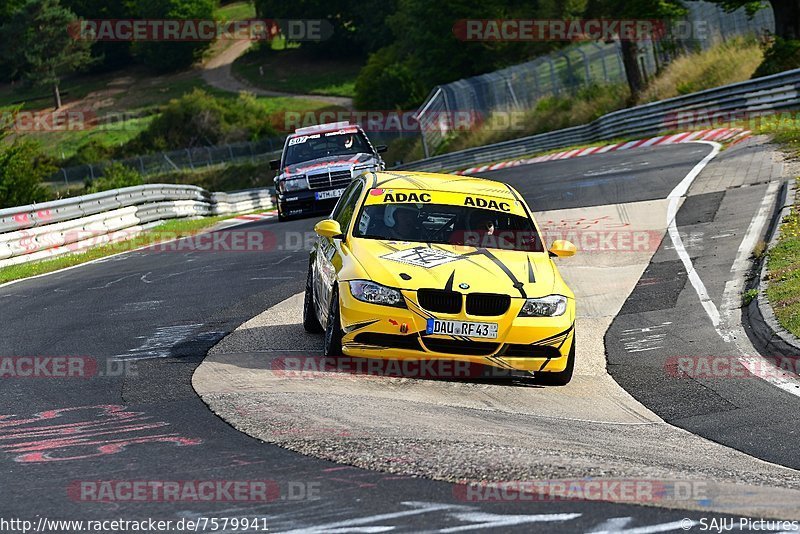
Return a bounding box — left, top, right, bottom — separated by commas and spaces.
0, 143, 791, 532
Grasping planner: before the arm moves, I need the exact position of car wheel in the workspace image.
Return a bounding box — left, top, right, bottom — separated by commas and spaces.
538, 333, 575, 386
303, 263, 323, 333
323, 286, 344, 357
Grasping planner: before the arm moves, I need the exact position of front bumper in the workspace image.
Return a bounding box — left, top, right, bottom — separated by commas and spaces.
277, 186, 348, 218
338, 283, 575, 373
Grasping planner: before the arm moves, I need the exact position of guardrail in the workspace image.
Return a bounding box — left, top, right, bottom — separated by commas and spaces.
0, 185, 274, 268
400, 68, 800, 172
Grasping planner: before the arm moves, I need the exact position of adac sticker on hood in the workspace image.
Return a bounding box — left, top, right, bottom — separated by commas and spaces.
365, 188, 526, 216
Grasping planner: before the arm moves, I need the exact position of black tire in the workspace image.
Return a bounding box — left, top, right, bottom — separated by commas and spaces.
303, 263, 323, 333
537, 333, 575, 386
323, 287, 344, 357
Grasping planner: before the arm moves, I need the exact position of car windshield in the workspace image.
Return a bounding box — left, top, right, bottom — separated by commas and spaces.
353, 202, 544, 252
284, 129, 372, 166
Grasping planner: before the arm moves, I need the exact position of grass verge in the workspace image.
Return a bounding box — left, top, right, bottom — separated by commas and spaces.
232, 46, 360, 97
0, 215, 244, 284
766, 177, 800, 337
638, 36, 763, 103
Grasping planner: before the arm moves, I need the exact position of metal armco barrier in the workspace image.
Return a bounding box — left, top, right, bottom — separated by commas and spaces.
399, 68, 800, 173
0, 185, 274, 268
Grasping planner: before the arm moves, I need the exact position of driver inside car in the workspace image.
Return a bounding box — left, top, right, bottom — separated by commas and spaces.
383, 205, 420, 241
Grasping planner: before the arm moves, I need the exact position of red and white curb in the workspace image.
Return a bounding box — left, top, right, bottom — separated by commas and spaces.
230, 210, 277, 223
454, 128, 752, 176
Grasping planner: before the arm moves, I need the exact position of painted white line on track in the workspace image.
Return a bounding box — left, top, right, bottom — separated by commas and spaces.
666, 141, 723, 330
720, 180, 800, 398
666, 143, 800, 398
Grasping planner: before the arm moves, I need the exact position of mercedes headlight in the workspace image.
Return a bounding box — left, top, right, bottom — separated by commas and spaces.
518, 295, 568, 317
349, 280, 406, 308
280, 176, 307, 193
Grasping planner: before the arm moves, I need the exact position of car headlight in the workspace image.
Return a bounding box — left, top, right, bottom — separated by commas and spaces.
279, 176, 307, 193
518, 295, 568, 317
349, 280, 406, 308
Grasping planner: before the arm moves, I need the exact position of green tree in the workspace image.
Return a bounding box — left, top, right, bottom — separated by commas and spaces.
706, 0, 799, 40
585, 0, 687, 100
0, 140, 54, 209
0, 0, 93, 109
0, 0, 27, 81
254, 0, 397, 58
706, 0, 799, 77
130, 0, 216, 73
354, 0, 573, 109
62, 0, 134, 71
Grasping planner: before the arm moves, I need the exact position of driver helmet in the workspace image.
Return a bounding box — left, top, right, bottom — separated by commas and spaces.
384, 205, 418, 228
469, 210, 497, 231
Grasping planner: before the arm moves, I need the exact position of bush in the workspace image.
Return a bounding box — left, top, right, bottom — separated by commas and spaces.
84, 162, 143, 193
0, 140, 53, 208
66, 138, 115, 166
124, 89, 279, 154
754, 37, 800, 78
354, 46, 427, 110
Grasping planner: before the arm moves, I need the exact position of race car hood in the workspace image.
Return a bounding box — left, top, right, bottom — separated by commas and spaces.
282, 153, 379, 177
347, 239, 558, 298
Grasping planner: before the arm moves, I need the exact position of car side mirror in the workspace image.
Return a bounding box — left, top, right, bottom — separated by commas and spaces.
375, 145, 388, 154
549, 240, 576, 258
269, 159, 281, 170
314, 219, 344, 239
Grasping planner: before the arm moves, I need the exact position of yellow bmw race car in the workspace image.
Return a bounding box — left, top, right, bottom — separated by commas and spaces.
303, 171, 577, 385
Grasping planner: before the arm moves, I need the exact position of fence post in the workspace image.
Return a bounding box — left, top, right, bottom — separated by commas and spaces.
599, 45, 609, 82
574, 47, 591, 86
546, 57, 558, 95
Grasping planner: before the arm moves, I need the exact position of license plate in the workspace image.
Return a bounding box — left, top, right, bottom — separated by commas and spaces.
315, 188, 346, 200
426, 319, 498, 339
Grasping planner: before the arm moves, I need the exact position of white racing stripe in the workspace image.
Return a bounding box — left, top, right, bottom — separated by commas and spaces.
666, 141, 723, 329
